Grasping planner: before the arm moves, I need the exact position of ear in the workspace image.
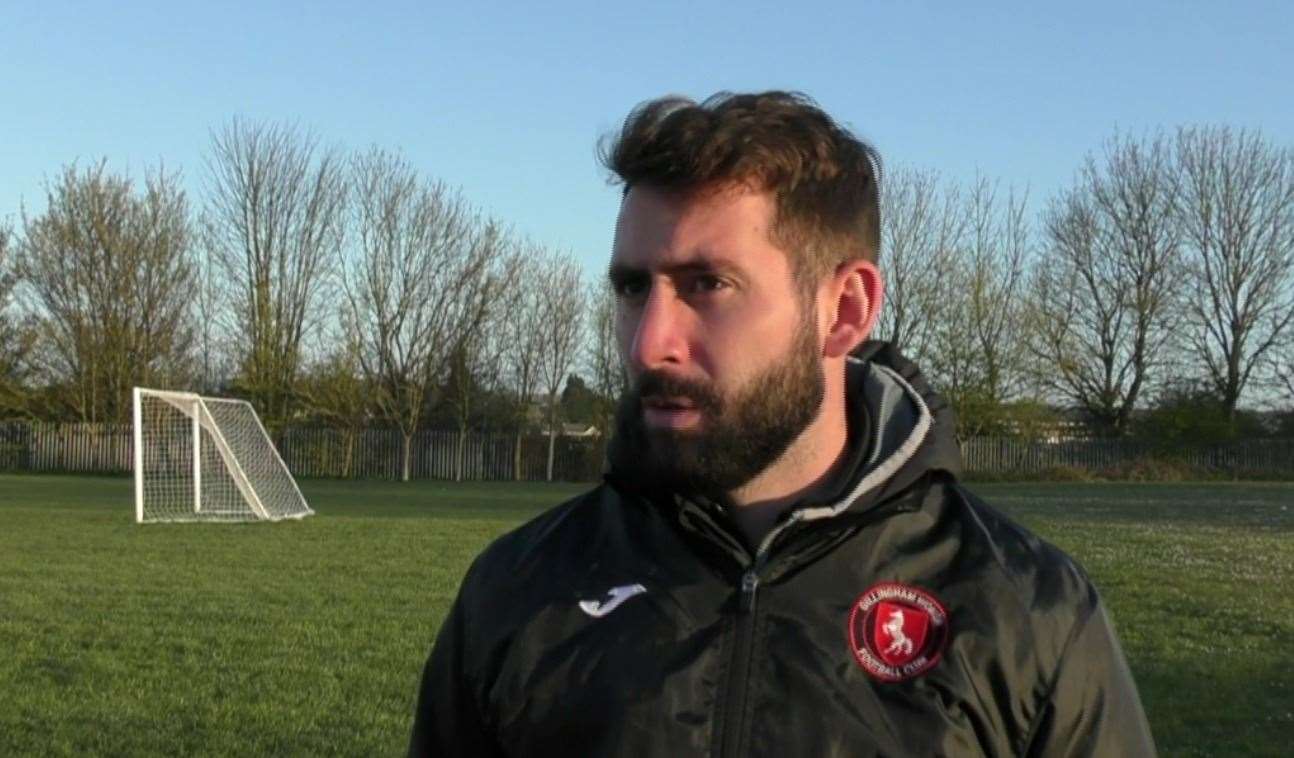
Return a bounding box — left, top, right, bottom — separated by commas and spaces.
820, 259, 883, 359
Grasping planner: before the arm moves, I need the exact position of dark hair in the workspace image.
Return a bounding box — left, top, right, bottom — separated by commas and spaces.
600, 91, 882, 286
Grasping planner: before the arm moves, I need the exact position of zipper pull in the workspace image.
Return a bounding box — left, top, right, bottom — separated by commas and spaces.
740, 570, 760, 614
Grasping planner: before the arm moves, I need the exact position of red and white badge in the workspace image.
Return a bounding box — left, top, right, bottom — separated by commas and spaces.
847, 582, 948, 682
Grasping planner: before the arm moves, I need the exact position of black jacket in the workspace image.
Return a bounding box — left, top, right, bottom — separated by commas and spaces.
410, 343, 1156, 757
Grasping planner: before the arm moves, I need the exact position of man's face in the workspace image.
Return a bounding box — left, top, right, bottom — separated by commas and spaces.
606, 184, 825, 499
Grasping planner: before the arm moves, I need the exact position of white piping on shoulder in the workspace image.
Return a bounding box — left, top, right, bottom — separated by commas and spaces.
748, 358, 935, 560
794, 362, 933, 523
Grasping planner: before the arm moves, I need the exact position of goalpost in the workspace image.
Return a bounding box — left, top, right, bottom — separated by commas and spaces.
133, 387, 314, 523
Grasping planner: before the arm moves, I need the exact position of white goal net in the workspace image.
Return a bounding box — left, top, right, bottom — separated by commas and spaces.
133, 387, 313, 523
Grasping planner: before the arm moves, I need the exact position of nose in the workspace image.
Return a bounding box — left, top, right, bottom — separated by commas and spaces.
628, 283, 689, 371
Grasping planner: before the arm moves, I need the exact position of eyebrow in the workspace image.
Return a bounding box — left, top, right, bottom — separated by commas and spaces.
607, 258, 744, 286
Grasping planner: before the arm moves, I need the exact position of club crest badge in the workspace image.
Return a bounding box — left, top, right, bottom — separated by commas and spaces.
848, 582, 948, 682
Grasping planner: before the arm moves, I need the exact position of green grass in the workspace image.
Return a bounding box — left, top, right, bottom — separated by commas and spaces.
0, 476, 1290, 756
973, 482, 1294, 757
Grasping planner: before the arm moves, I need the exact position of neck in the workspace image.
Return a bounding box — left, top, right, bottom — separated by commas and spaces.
727, 361, 850, 549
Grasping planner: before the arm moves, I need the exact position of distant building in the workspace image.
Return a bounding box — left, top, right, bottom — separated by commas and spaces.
561, 423, 601, 438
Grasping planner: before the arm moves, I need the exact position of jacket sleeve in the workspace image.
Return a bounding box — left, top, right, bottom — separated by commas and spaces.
1025, 597, 1156, 757
408, 583, 503, 758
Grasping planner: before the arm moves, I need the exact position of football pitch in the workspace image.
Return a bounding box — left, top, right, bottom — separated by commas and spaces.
1, 475, 1290, 756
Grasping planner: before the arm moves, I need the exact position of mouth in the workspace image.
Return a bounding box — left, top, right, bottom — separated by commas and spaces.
641, 396, 702, 428
643, 396, 697, 411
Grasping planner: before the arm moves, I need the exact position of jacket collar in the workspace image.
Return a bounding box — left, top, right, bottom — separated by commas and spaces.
792, 355, 934, 522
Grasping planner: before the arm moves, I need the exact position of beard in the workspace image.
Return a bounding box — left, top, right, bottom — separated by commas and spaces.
606, 312, 825, 502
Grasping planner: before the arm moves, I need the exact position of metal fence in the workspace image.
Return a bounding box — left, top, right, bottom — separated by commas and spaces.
960, 436, 1294, 477
0, 421, 608, 482
0, 422, 133, 474
1, 420, 1292, 480
276, 427, 607, 482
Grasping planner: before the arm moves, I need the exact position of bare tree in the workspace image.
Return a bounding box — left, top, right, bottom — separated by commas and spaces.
298, 328, 371, 477
203, 119, 347, 426
535, 252, 586, 481
876, 166, 964, 363
445, 310, 506, 481
1175, 126, 1294, 421
582, 279, 627, 436
1273, 346, 1294, 432
1028, 133, 1182, 435
19, 162, 194, 423
500, 242, 548, 479
925, 176, 1031, 438
192, 243, 234, 395
1273, 346, 1294, 405
341, 148, 501, 481
0, 224, 35, 416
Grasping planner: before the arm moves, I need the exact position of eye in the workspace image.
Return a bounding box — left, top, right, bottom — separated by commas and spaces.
689, 274, 728, 294
612, 274, 648, 299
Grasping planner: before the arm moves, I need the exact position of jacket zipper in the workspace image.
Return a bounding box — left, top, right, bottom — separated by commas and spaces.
711, 496, 917, 757
718, 567, 761, 758
715, 508, 806, 758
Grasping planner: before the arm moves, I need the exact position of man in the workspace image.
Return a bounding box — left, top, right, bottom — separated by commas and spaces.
410, 92, 1155, 756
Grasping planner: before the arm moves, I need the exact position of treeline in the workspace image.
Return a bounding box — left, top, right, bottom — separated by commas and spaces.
878, 127, 1294, 441
0, 121, 619, 481
1, 121, 1293, 474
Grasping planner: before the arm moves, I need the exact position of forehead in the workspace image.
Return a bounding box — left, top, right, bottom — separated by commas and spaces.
611, 184, 790, 273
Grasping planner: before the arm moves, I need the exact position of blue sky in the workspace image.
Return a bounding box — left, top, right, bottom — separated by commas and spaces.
3, 0, 1291, 277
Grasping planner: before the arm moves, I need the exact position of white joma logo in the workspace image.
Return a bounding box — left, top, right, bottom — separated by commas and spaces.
579, 584, 648, 618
